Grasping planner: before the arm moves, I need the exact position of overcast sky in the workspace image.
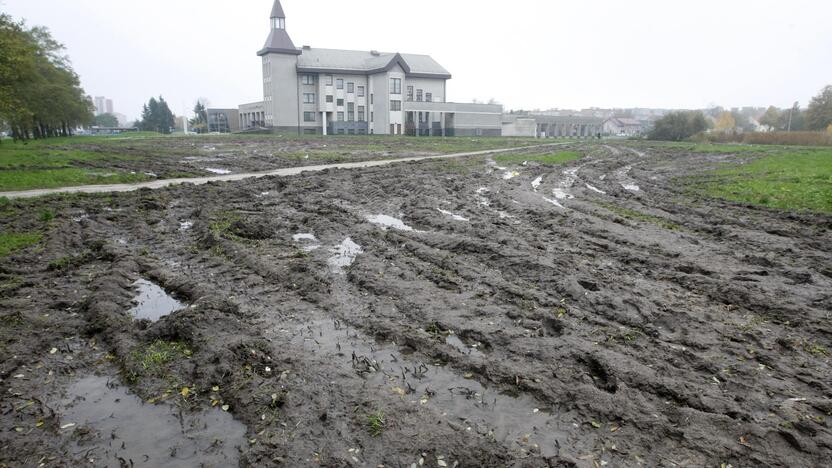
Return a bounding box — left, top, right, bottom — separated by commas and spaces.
3, 0, 831, 120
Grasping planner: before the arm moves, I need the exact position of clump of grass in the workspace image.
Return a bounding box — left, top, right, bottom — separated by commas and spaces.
494, 151, 582, 165
209, 211, 242, 240
0, 232, 42, 257
802, 340, 829, 357
366, 410, 386, 437
130, 340, 192, 377
39, 210, 54, 222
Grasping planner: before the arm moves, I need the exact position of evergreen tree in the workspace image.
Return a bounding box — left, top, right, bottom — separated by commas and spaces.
190, 100, 208, 134
138, 96, 175, 134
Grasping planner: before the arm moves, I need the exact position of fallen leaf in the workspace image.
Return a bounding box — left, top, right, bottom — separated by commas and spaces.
591, 421, 602, 428
212, 386, 220, 392
49, 348, 58, 355
180, 387, 190, 398
36, 420, 44, 427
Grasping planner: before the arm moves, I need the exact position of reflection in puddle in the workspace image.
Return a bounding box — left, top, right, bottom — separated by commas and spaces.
179, 221, 193, 231
502, 171, 520, 180
531, 176, 543, 191
437, 208, 469, 222
551, 188, 574, 200
204, 167, 232, 175
585, 184, 606, 195
129, 279, 184, 321
281, 319, 567, 456
328, 238, 363, 272
542, 197, 566, 209
58, 376, 245, 467
366, 214, 414, 231
292, 233, 317, 242
622, 183, 640, 192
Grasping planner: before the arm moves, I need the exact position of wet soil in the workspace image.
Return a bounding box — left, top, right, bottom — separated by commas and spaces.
1, 142, 830, 467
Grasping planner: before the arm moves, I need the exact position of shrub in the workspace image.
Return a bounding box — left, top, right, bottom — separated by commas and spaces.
691, 131, 832, 147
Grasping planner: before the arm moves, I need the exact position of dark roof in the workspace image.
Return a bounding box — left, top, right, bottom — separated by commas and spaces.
271, 0, 286, 18
258, 29, 301, 56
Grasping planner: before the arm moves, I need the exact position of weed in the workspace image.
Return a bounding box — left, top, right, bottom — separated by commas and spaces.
594, 201, 682, 231
366, 410, 386, 437
39, 210, 54, 222
802, 340, 829, 357
494, 151, 582, 165
0, 232, 42, 257
130, 340, 192, 377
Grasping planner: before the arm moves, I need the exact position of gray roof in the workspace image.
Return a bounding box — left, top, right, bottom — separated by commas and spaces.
294, 48, 451, 78
270, 0, 285, 18
258, 29, 301, 56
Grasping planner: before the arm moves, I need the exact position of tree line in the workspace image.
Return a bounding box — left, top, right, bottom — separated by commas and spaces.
0, 14, 93, 141
649, 84, 832, 141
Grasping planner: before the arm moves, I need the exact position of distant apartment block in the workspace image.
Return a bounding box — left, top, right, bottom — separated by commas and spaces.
233, 1, 502, 136
93, 96, 114, 116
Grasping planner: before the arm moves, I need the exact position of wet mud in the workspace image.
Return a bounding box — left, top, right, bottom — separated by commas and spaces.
1, 142, 830, 467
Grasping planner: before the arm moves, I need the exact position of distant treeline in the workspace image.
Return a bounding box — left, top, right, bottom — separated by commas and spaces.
0, 14, 93, 141
648, 85, 832, 143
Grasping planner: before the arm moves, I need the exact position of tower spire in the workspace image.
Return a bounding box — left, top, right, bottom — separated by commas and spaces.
258, 0, 300, 56
271, 0, 286, 29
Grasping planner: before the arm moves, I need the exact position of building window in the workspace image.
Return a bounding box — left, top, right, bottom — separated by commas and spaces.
304, 128, 317, 135
416, 89, 423, 102
337, 112, 344, 122
357, 86, 365, 97
347, 82, 354, 93
407, 86, 414, 102
303, 93, 316, 104
302, 75, 315, 85
370, 112, 374, 122
337, 129, 345, 135
358, 129, 366, 135
389, 78, 401, 94
390, 100, 402, 111
303, 112, 316, 122
358, 106, 365, 122
326, 95, 333, 103
326, 75, 333, 86
336, 78, 344, 89
348, 129, 355, 135
348, 103, 355, 122
337, 98, 344, 107
426, 93, 432, 102
370, 94, 374, 105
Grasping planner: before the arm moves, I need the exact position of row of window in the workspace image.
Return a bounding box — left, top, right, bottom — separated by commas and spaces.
303, 107, 368, 122
406, 86, 433, 102
302, 75, 367, 96
302, 75, 436, 103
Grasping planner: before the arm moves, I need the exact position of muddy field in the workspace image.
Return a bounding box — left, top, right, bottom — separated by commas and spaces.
1, 143, 830, 467
32, 135, 540, 180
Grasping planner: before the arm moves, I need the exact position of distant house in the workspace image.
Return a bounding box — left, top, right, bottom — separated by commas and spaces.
603, 118, 645, 137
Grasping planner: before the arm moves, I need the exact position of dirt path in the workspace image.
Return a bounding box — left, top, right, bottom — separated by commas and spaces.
0, 143, 569, 199
1, 143, 830, 467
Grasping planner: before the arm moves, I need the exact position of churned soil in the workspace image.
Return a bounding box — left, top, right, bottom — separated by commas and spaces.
1, 143, 830, 467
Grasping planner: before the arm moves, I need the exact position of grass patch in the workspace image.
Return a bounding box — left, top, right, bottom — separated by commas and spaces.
494, 151, 582, 165
366, 410, 386, 437
130, 340, 192, 377
690, 149, 832, 213
0, 232, 42, 257
596, 202, 682, 231
0, 168, 150, 192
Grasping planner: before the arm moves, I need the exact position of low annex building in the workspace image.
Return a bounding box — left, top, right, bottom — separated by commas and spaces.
232, 1, 502, 137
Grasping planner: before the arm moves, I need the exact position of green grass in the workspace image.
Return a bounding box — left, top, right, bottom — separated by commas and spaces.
0, 232, 42, 257
130, 340, 192, 377
494, 151, 582, 165
0, 168, 150, 191
366, 410, 386, 437
692, 149, 832, 213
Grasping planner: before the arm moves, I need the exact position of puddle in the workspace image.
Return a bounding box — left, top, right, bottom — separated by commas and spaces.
58, 376, 246, 467
328, 238, 363, 272
281, 319, 567, 456
599, 174, 606, 181
615, 165, 640, 191
542, 197, 566, 209
551, 188, 574, 200
531, 176, 543, 191
445, 334, 485, 358
585, 184, 606, 195
475, 187, 491, 207
204, 167, 232, 175
437, 208, 469, 222
128, 279, 184, 321
293, 233, 317, 242
366, 214, 414, 231
502, 171, 520, 180
179, 221, 193, 231
622, 183, 640, 192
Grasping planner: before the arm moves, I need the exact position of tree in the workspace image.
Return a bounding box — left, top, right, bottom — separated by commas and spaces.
828, 123, 832, 134
190, 100, 208, 134
647, 111, 707, 141
93, 113, 118, 127
779, 102, 805, 131
806, 85, 832, 131
138, 95, 175, 134
714, 112, 737, 132
758, 106, 781, 131
0, 14, 93, 141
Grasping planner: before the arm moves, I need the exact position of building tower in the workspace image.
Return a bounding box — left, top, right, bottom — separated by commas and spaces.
257, 0, 301, 132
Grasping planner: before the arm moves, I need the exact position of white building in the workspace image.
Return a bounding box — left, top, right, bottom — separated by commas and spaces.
238, 1, 502, 136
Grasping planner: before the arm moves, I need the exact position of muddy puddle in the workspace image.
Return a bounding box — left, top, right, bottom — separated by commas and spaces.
293, 233, 320, 252
57, 376, 246, 467
204, 167, 232, 175
328, 238, 363, 272
366, 214, 414, 231
437, 208, 469, 222
129, 279, 184, 321
282, 319, 567, 456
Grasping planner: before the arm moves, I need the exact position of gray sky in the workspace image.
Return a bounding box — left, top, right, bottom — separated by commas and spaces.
3, 0, 831, 121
